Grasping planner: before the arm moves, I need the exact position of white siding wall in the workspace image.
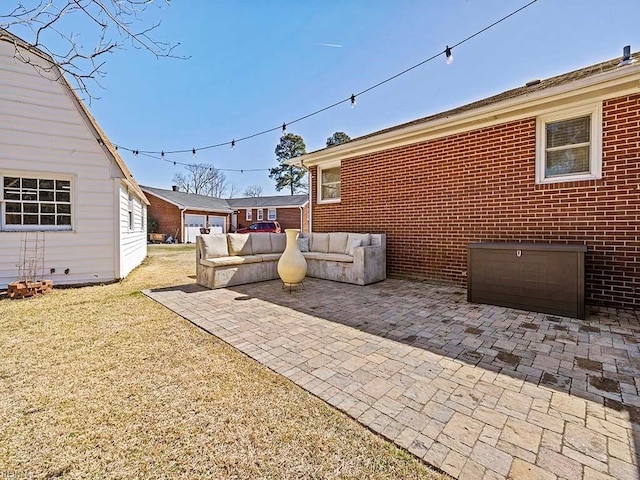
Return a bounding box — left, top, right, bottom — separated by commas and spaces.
0, 40, 141, 288
119, 181, 147, 278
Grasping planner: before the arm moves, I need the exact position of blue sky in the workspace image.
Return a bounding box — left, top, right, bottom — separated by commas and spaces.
18, 1, 640, 196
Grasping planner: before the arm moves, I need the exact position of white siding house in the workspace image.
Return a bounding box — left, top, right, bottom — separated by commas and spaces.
0, 29, 149, 289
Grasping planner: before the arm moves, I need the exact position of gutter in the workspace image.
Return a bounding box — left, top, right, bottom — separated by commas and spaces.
289, 62, 640, 167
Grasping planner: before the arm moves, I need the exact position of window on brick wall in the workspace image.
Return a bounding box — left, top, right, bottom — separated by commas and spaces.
268, 208, 277, 220
246, 209, 252, 221
257, 209, 264, 221
2, 175, 72, 231
536, 103, 602, 183
318, 162, 341, 203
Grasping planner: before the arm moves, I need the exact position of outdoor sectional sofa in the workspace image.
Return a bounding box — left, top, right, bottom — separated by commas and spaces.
196, 232, 386, 289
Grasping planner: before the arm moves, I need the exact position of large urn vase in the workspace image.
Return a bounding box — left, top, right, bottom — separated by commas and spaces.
277, 229, 307, 285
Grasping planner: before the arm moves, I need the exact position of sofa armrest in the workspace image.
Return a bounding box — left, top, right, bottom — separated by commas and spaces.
352, 244, 386, 284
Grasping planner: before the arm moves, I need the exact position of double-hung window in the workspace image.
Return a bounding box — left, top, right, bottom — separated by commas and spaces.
2, 176, 72, 230
267, 208, 277, 220
536, 104, 602, 183
257, 209, 264, 221
318, 162, 341, 203
246, 209, 252, 221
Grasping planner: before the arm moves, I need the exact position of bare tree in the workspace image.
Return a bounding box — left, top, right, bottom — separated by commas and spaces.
0, 1, 183, 98
243, 185, 263, 198
227, 183, 241, 199
173, 164, 231, 198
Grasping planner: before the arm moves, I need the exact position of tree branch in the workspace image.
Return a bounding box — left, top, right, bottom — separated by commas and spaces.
1, 0, 186, 100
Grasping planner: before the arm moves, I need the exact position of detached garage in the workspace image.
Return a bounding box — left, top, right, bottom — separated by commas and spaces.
141, 186, 233, 243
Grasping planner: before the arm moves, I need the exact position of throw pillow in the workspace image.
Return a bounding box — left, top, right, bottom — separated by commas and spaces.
348, 238, 361, 256
297, 237, 310, 252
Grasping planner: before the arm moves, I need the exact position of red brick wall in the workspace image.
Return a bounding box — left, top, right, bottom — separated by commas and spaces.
311, 94, 640, 309
236, 206, 308, 232
146, 194, 182, 241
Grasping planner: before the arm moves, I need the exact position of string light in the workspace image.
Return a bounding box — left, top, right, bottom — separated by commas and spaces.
161, 151, 165, 159
110, 1, 537, 161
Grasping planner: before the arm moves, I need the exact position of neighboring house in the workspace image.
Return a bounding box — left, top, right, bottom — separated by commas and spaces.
292, 50, 640, 309
0, 29, 149, 289
227, 194, 309, 232
141, 186, 234, 243
142, 186, 309, 241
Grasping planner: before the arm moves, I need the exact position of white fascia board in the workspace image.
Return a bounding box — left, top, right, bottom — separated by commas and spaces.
291, 65, 640, 167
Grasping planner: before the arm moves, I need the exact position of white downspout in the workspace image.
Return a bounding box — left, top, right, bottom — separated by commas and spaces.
300, 159, 312, 232
180, 207, 186, 243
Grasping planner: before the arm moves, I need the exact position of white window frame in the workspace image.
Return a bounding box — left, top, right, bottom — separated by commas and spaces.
1, 174, 74, 231
257, 209, 264, 221
128, 195, 134, 231
246, 209, 252, 221
317, 160, 341, 204
535, 103, 602, 184
267, 208, 277, 220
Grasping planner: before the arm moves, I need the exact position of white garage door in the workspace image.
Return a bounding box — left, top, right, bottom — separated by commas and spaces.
184, 214, 205, 243
208, 215, 226, 234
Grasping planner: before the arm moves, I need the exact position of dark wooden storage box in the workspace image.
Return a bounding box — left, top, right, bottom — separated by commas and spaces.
467, 243, 587, 319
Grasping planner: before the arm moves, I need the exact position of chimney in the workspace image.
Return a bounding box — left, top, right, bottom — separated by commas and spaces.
618, 45, 635, 66
172, 185, 179, 192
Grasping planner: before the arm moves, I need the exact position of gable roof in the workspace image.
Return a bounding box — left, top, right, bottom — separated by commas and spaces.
141, 186, 234, 213
0, 27, 148, 205
293, 50, 640, 166
227, 194, 308, 208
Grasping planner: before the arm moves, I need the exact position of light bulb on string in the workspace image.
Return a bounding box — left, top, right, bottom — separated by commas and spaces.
192, 148, 196, 158
351, 94, 356, 108
282, 123, 287, 135
445, 46, 453, 65
231, 139, 236, 150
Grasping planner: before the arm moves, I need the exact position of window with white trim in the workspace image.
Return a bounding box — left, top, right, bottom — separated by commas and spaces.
536, 104, 602, 184
128, 195, 134, 231
2, 176, 72, 230
257, 209, 264, 221
318, 163, 341, 203
246, 209, 252, 221
267, 208, 277, 220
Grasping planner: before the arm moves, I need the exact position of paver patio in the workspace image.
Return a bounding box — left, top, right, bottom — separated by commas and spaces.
144, 278, 640, 480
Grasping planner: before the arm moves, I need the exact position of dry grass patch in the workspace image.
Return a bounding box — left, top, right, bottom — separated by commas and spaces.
0, 245, 447, 479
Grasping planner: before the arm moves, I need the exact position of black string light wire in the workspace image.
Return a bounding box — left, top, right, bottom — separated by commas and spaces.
114, 0, 538, 160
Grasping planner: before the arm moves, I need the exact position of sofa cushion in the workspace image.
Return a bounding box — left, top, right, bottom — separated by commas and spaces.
204, 255, 263, 267
347, 238, 362, 256
297, 237, 309, 252
346, 233, 371, 253
310, 233, 329, 253
328, 232, 349, 254
270, 233, 286, 253
303, 252, 354, 263
228, 234, 253, 256
200, 234, 229, 258
251, 233, 272, 254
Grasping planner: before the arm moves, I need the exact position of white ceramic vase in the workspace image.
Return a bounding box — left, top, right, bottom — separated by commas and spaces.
277, 229, 307, 285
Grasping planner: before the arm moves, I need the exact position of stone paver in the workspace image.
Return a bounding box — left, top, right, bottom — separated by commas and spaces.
145, 277, 640, 479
